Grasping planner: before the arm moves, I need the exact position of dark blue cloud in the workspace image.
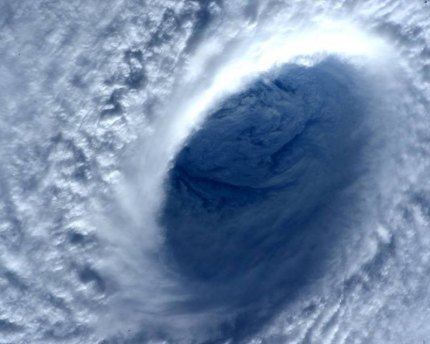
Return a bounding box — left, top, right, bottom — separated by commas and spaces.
158, 57, 373, 341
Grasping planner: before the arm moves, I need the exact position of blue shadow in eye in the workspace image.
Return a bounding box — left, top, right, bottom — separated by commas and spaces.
159, 57, 372, 342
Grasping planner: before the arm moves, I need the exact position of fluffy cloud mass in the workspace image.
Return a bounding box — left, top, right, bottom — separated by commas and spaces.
0, 1, 429, 343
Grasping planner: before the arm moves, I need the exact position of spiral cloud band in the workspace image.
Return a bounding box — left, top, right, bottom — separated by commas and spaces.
0, 1, 429, 343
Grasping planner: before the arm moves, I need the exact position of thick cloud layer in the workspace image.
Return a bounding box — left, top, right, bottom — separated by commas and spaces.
0, 1, 429, 344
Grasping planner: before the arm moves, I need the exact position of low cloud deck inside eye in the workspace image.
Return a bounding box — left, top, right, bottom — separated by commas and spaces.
160, 57, 371, 302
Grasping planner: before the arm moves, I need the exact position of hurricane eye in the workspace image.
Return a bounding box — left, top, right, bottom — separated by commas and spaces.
160, 58, 370, 289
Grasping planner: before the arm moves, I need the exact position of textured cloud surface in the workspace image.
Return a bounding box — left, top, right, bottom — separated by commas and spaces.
0, 1, 429, 343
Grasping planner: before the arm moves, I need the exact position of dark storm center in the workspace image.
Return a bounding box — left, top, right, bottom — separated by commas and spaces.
160, 57, 369, 284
